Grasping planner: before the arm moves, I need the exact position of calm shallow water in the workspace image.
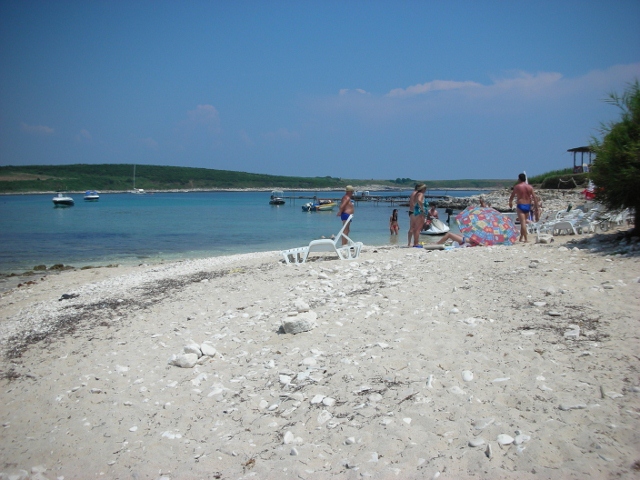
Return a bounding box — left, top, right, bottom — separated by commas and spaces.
0, 190, 482, 273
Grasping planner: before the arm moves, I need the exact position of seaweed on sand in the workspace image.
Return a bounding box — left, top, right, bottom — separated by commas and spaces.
3, 263, 274, 360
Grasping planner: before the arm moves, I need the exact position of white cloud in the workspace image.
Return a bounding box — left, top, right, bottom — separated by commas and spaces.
339, 88, 370, 96
313, 63, 640, 123
387, 79, 482, 98
20, 122, 54, 135
185, 104, 221, 134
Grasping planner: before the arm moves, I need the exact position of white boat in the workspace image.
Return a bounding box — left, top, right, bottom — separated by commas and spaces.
421, 218, 450, 235
52, 193, 74, 207
130, 165, 146, 194
269, 190, 285, 205
84, 190, 100, 201
302, 199, 336, 212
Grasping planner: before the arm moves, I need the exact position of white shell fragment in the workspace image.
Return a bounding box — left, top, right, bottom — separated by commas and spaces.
497, 434, 514, 445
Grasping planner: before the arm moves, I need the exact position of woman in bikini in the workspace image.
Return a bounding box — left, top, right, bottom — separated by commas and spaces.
389, 209, 399, 235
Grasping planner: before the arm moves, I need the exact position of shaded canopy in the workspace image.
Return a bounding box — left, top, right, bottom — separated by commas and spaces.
568, 146, 593, 170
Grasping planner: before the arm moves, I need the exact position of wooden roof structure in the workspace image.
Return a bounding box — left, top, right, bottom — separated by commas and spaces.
567, 146, 593, 169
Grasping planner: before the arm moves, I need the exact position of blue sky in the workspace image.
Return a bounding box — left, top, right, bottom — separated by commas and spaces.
1, 1, 639, 181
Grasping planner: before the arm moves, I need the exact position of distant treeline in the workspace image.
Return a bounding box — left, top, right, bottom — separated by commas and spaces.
0, 164, 359, 192
0, 163, 574, 193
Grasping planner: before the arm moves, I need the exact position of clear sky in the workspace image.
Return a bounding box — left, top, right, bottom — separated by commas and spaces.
1, 1, 639, 180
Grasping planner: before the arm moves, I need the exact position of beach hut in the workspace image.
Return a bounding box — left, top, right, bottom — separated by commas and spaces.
567, 146, 593, 173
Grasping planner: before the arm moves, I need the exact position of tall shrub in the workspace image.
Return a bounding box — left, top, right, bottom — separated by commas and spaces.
590, 80, 640, 234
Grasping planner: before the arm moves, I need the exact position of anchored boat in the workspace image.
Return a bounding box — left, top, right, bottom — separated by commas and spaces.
302, 199, 336, 212
84, 190, 100, 201
269, 190, 285, 205
52, 193, 74, 207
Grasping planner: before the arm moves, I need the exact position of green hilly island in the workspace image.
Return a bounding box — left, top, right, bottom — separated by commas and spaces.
0, 164, 585, 193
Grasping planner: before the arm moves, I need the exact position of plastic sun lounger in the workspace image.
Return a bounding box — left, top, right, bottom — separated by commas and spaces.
281, 214, 363, 264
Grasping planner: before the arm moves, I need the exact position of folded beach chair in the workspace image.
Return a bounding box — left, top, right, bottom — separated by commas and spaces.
281, 214, 363, 264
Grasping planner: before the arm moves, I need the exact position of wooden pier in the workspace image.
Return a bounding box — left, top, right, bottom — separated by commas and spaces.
273, 193, 453, 206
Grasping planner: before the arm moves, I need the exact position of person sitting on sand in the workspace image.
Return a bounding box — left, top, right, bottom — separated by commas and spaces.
422, 203, 439, 231
389, 209, 399, 235
436, 232, 478, 247
428, 203, 439, 221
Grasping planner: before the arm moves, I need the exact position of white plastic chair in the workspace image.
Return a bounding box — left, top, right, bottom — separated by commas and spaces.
550, 220, 578, 235
281, 215, 363, 264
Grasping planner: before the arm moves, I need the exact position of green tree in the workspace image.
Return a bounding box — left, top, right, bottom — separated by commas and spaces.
590, 80, 640, 234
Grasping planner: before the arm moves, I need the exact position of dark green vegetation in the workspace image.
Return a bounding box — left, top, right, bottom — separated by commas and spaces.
0, 164, 516, 193
527, 168, 589, 189
0, 164, 355, 192
590, 80, 640, 234
0, 163, 591, 193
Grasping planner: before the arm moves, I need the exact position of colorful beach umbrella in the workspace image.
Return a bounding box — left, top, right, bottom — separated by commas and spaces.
455, 206, 518, 246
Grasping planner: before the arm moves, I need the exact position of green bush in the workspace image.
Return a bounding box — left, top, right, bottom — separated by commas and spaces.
540, 173, 589, 189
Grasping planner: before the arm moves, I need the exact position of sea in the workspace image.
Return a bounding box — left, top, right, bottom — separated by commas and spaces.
0, 190, 485, 274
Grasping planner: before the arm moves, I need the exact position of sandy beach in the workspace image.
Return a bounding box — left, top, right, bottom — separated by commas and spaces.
1, 223, 639, 479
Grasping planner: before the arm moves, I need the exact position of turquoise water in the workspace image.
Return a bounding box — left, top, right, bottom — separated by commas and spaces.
0, 190, 480, 273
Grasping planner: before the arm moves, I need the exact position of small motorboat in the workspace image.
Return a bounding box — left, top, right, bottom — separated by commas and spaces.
52, 193, 74, 207
302, 199, 336, 212
84, 190, 100, 201
421, 218, 450, 235
269, 190, 285, 205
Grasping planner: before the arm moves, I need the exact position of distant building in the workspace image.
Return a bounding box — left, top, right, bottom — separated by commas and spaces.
567, 146, 593, 173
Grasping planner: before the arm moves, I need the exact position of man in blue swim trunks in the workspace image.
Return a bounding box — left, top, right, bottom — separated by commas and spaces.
509, 173, 539, 243
337, 185, 355, 245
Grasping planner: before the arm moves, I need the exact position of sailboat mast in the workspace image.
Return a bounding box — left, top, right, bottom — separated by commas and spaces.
133, 164, 136, 190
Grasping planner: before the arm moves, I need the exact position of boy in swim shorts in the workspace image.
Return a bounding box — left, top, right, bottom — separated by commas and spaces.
509, 173, 539, 243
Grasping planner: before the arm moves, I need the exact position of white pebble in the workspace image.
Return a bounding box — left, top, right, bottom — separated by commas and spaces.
322, 397, 336, 407
497, 434, 514, 445
469, 438, 486, 447
462, 370, 474, 382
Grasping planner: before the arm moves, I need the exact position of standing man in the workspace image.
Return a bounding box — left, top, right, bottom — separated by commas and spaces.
408, 183, 427, 247
337, 185, 355, 245
509, 173, 539, 242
